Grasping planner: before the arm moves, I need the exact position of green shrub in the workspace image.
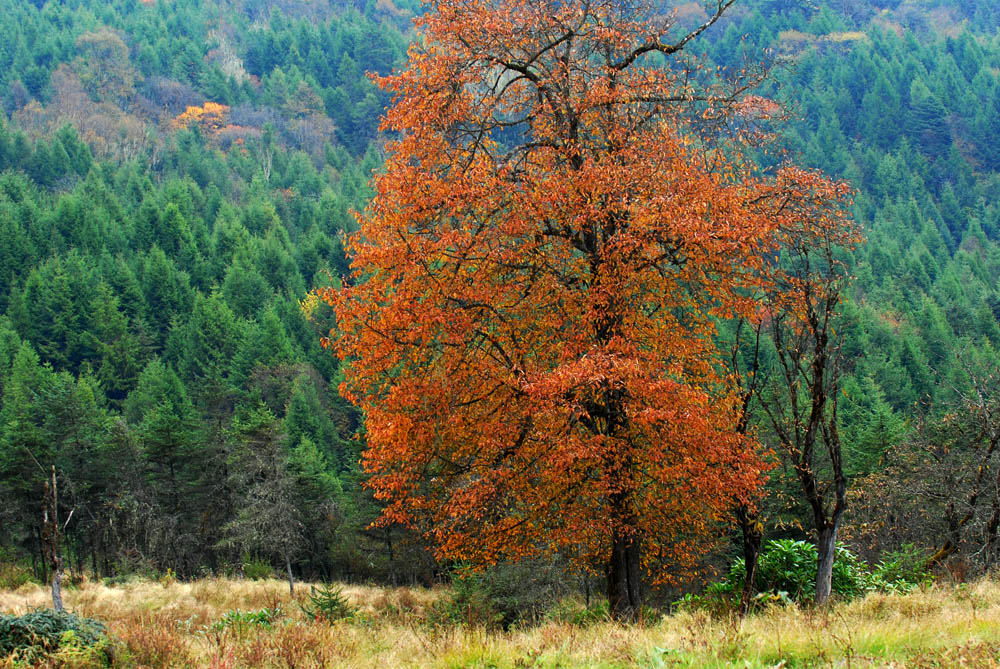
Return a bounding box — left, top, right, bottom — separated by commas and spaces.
0, 609, 108, 664
870, 544, 932, 592
101, 557, 158, 586
0, 563, 35, 590
756, 539, 821, 600
703, 539, 878, 608
300, 583, 356, 622
101, 573, 138, 587
211, 607, 283, 633
430, 574, 504, 629
0, 549, 36, 589
545, 599, 610, 626
432, 560, 573, 630
830, 544, 873, 599
242, 556, 274, 581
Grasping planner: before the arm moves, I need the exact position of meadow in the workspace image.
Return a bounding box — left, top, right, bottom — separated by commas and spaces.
2, 577, 1000, 667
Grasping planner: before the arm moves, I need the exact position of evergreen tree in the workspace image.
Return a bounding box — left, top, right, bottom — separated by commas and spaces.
905, 79, 951, 159
0, 343, 57, 577
222, 403, 304, 591
124, 360, 202, 573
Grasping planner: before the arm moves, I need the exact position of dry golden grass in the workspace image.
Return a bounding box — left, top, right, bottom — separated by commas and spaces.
2, 577, 1000, 667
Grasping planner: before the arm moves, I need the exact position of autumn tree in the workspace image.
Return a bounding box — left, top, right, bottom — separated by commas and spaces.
323, 0, 852, 618
74, 29, 137, 106
172, 102, 231, 134
321, 0, 852, 620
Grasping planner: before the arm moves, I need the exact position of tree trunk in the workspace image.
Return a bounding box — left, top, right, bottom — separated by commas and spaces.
43, 467, 65, 612
815, 523, 837, 606
606, 531, 641, 621
736, 504, 763, 617
285, 554, 295, 595
73, 538, 82, 580
51, 558, 65, 612
987, 505, 1000, 571
984, 467, 1000, 570
386, 530, 397, 587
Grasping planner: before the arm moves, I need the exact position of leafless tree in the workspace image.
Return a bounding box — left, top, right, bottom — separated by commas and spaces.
761, 202, 858, 606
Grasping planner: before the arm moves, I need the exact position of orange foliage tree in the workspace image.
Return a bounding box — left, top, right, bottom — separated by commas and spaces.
171, 101, 230, 134
319, 0, 852, 619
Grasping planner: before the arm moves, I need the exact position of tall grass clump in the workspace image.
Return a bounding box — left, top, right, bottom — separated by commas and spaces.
0, 550, 35, 590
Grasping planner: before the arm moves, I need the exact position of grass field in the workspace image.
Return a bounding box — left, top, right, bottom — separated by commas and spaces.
2, 577, 1000, 667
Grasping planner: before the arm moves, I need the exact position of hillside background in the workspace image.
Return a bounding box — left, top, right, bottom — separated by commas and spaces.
0, 0, 998, 594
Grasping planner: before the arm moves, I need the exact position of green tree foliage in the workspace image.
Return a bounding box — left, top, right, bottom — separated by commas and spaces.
0, 0, 385, 579
222, 403, 303, 586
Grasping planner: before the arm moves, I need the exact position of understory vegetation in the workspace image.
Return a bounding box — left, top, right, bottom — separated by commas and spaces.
2, 577, 1000, 667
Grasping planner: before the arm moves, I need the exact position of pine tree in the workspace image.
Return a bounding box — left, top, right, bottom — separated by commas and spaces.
222, 403, 304, 592
0, 343, 57, 579
124, 360, 202, 573
88, 283, 146, 404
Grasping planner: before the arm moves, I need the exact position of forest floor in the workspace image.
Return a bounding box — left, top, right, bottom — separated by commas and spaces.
2, 576, 1000, 667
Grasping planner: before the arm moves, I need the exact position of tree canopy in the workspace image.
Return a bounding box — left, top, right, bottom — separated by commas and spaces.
322, 0, 854, 619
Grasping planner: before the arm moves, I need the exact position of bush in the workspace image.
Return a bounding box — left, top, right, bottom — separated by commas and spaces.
431, 573, 504, 629
211, 607, 283, 633
0, 563, 34, 590
831, 544, 873, 599
0, 609, 108, 664
101, 557, 158, 586
757, 539, 822, 600
0, 549, 36, 589
870, 544, 932, 592
241, 556, 274, 581
432, 560, 573, 629
704, 539, 877, 607
545, 599, 610, 626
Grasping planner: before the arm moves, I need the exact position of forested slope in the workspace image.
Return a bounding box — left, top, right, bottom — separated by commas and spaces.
1, 0, 1000, 591
702, 0, 1000, 567
0, 0, 422, 583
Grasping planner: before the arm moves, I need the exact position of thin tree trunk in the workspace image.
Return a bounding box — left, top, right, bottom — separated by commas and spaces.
51, 560, 64, 612
736, 504, 763, 617
606, 530, 641, 621
286, 554, 295, 595
43, 467, 65, 612
386, 530, 397, 587
986, 495, 1000, 571
73, 537, 82, 581
815, 523, 837, 606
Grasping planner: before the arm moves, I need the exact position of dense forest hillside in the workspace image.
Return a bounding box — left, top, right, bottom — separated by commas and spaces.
0, 0, 421, 584
2, 0, 1000, 601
